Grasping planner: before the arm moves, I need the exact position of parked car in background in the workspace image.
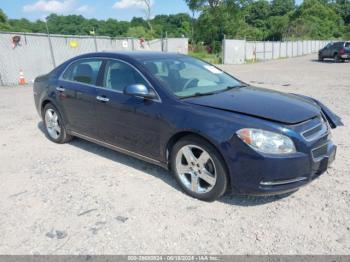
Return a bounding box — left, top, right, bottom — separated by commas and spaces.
33, 52, 342, 201
318, 41, 350, 62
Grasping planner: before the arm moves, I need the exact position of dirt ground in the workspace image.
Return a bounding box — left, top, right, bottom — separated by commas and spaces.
0, 55, 349, 255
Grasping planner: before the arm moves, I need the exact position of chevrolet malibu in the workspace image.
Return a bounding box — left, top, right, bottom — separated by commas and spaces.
33, 52, 342, 201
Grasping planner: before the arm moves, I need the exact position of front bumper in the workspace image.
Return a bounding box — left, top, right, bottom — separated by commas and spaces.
226, 140, 336, 196
340, 54, 350, 59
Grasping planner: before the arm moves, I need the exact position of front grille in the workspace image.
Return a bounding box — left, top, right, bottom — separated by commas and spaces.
301, 116, 328, 141
312, 143, 328, 160
303, 124, 322, 138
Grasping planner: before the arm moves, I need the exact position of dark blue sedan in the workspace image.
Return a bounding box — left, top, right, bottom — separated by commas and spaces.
33, 52, 342, 201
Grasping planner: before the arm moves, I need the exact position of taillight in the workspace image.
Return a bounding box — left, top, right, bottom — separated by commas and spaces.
340, 48, 345, 55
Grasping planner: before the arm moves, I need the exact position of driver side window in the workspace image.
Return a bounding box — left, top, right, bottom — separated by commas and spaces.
103, 60, 149, 92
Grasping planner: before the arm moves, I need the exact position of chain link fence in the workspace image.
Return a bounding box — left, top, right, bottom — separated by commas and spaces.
0, 31, 188, 86
223, 39, 331, 64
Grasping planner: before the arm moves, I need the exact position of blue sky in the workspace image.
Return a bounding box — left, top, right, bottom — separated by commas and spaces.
1, 0, 303, 21
1, 0, 191, 21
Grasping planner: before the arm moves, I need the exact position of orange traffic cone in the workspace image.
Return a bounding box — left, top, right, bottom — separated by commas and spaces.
19, 69, 26, 85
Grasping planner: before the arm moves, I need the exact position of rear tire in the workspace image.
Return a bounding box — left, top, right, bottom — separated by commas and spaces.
170, 135, 228, 202
43, 103, 73, 144
334, 53, 341, 63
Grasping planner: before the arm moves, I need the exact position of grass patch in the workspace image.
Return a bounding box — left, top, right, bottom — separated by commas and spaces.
189, 51, 221, 64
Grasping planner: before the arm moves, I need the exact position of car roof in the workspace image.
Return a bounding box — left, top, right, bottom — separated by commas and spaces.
81, 51, 187, 61
332, 41, 346, 45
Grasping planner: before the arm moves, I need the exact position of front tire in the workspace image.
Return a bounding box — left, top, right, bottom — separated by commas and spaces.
318, 54, 323, 61
43, 103, 72, 144
170, 135, 228, 202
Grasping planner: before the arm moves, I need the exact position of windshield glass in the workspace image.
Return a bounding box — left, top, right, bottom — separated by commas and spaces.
141, 56, 242, 98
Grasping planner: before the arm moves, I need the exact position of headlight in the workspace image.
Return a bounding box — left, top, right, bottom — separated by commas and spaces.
236, 128, 296, 155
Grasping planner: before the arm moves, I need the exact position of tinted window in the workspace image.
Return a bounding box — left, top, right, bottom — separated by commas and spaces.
142, 56, 241, 98
345, 42, 350, 48
103, 60, 149, 92
63, 59, 102, 85
335, 42, 344, 48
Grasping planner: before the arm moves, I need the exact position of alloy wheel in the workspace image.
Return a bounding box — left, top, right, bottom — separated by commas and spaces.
175, 145, 217, 194
45, 108, 61, 140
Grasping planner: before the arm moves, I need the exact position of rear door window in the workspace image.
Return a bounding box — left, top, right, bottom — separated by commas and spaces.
62, 59, 103, 85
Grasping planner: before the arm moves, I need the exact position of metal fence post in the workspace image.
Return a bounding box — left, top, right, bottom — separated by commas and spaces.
93, 35, 98, 52
297, 40, 299, 56
45, 22, 56, 68
161, 33, 164, 52
131, 37, 135, 51
263, 41, 266, 61
244, 38, 247, 63
279, 41, 281, 58
302, 40, 304, 55
222, 35, 226, 64
165, 31, 168, 52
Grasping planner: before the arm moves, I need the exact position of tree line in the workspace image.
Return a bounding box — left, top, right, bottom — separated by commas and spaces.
0, 0, 349, 51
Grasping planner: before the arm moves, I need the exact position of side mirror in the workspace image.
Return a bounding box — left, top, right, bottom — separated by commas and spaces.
124, 84, 157, 100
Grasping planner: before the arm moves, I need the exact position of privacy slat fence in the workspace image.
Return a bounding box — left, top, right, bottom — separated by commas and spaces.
0, 31, 188, 86
223, 39, 331, 64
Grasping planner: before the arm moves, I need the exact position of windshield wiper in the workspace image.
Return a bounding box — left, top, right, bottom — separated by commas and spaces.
214, 84, 247, 94
181, 92, 217, 99
225, 84, 247, 89
180, 84, 247, 99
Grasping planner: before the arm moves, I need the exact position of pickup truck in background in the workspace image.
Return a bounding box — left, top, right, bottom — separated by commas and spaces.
318, 41, 350, 62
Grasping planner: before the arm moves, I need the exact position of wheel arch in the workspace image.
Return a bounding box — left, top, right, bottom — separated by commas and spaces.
40, 99, 66, 125
41, 99, 52, 116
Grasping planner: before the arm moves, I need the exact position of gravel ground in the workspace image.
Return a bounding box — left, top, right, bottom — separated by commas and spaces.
0, 55, 349, 255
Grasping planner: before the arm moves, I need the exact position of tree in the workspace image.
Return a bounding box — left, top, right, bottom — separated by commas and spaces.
266, 15, 290, 40
0, 8, 11, 30
333, 0, 350, 24
287, 0, 343, 39
152, 13, 191, 37
243, 0, 271, 39
271, 0, 295, 16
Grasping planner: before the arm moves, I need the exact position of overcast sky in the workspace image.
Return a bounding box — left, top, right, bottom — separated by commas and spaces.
1, 0, 303, 21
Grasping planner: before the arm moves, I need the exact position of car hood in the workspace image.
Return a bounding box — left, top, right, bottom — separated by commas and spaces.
184, 86, 321, 124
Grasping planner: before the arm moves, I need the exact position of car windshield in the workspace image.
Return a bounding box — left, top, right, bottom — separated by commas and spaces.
141, 56, 243, 98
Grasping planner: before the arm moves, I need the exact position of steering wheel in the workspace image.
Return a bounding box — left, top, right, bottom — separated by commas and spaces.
183, 78, 199, 90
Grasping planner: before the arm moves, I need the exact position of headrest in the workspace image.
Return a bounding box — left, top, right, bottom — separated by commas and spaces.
76, 64, 93, 77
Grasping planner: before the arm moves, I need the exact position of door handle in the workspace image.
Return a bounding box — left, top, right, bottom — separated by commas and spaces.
96, 96, 109, 102
56, 87, 65, 92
